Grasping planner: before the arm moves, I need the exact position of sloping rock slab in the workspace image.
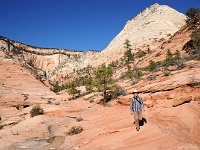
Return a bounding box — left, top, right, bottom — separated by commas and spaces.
172, 96, 192, 107
9, 136, 65, 150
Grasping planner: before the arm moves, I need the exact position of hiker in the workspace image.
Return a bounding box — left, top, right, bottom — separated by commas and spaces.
130, 89, 145, 131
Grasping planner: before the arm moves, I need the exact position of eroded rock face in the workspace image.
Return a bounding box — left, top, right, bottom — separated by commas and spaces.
9, 136, 65, 150
0, 37, 100, 82
98, 3, 187, 65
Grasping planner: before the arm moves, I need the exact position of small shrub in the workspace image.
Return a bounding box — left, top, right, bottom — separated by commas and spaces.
135, 49, 146, 58
0, 125, 3, 130
119, 72, 127, 80
147, 60, 159, 72
164, 49, 175, 66
185, 55, 196, 61
116, 87, 127, 96
67, 126, 83, 136
131, 79, 140, 85
189, 82, 200, 87
51, 81, 62, 93
163, 49, 185, 69
175, 59, 185, 70
86, 96, 94, 103
162, 70, 170, 76
111, 86, 127, 99
126, 71, 134, 80
147, 74, 157, 81
167, 34, 171, 37
133, 69, 143, 79
162, 66, 170, 76
30, 106, 44, 117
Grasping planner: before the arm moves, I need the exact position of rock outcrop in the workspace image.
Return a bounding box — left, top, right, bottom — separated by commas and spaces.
172, 96, 192, 107
98, 3, 187, 64
0, 36, 100, 82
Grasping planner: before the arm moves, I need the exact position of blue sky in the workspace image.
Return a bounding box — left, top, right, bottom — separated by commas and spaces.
0, 0, 200, 52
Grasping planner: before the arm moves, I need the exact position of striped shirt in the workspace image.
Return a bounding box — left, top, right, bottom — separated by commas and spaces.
130, 96, 144, 112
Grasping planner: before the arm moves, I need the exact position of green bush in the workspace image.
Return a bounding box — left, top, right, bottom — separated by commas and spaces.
163, 49, 185, 69
86, 96, 95, 103
51, 81, 62, 93
110, 85, 127, 99
147, 60, 159, 72
68, 81, 80, 100
135, 49, 146, 58
67, 126, 83, 136
189, 81, 200, 87
108, 60, 119, 68
131, 79, 140, 85
147, 74, 157, 81
133, 69, 143, 79
164, 49, 175, 66
126, 71, 133, 80
30, 106, 44, 117
162, 66, 171, 76
191, 28, 200, 59
175, 59, 185, 70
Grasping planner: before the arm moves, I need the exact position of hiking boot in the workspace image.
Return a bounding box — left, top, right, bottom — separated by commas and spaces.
136, 128, 140, 131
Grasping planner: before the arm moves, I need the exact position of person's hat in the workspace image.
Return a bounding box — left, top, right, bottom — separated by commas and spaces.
132, 89, 139, 94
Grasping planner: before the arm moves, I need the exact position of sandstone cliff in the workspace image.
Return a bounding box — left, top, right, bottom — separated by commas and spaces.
0, 36, 100, 82
98, 3, 187, 65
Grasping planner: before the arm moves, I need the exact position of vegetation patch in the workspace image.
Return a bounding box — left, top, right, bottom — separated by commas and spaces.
67, 126, 83, 136
30, 106, 44, 117
147, 60, 160, 72
189, 82, 200, 87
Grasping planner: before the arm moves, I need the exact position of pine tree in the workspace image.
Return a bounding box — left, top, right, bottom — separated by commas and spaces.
85, 75, 94, 94
68, 81, 80, 99
123, 39, 134, 69
93, 63, 115, 105
191, 28, 200, 59
165, 49, 175, 66
186, 7, 200, 19
174, 50, 181, 60
148, 60, 159, 72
